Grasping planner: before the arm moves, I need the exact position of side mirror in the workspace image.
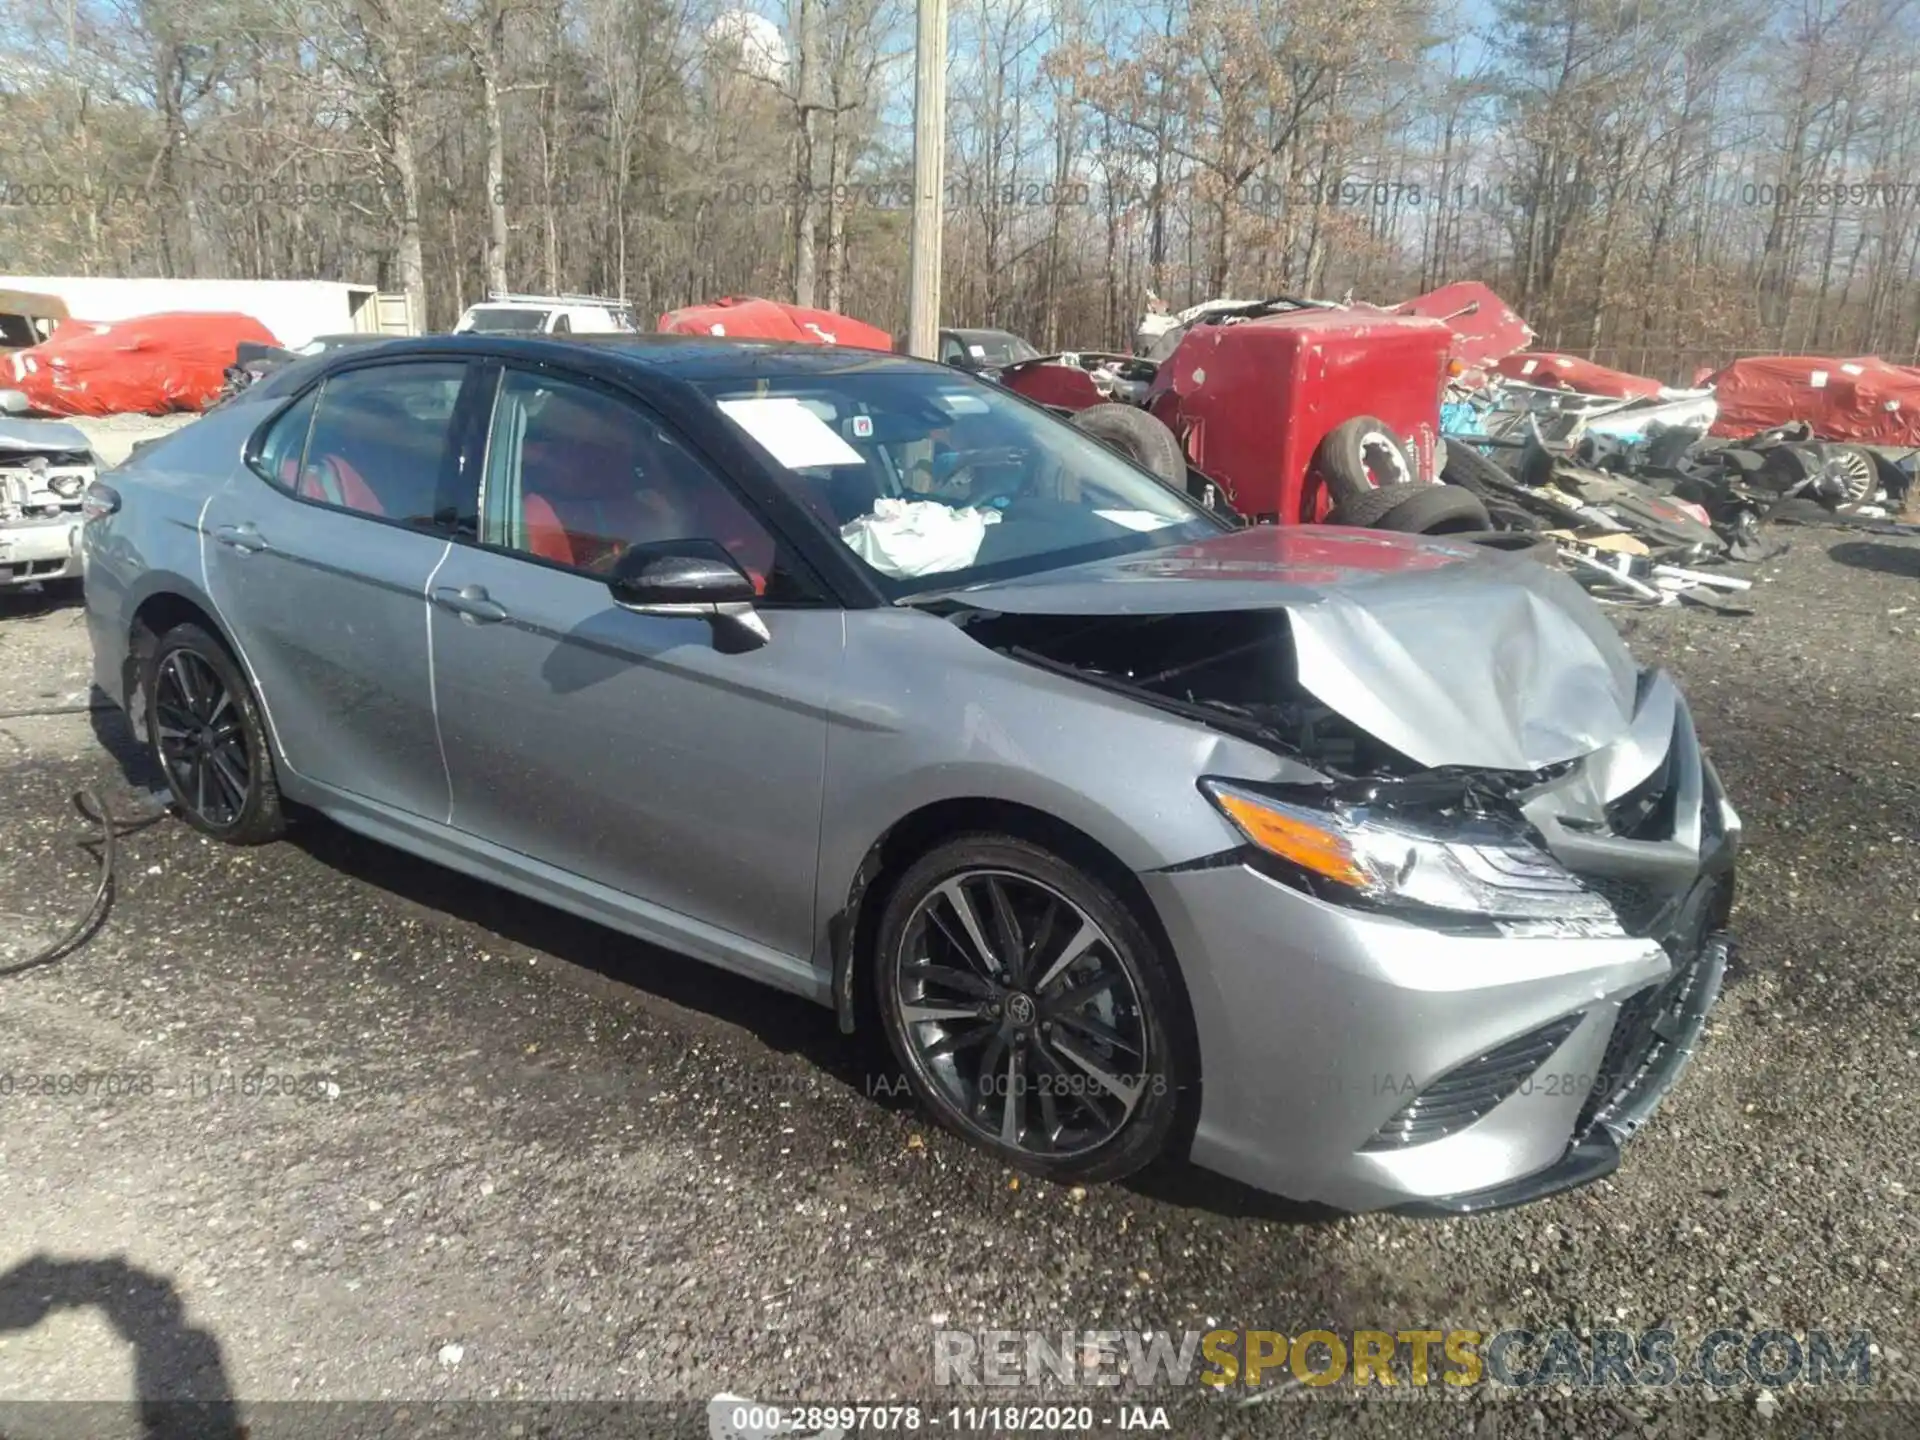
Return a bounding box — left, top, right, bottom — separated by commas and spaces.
607, 541, 769, 649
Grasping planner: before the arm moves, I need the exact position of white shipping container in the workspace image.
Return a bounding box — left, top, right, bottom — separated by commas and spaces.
0, 277, 416, 350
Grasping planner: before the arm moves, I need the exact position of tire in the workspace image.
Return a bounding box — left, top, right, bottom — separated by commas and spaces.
1439, 438, 1523, 498
1314, 415, 1413, 507
1446, 529, 1562, 566
143, 622, 286, 844
1371, 483, 1493, 535
871, 833, 1195, 1186
1715, 447, 1767, 476
1326, 481, 1425, 528
1070, 403, 1187, 485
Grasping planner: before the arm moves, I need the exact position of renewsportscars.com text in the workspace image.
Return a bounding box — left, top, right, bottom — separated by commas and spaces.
933, 1327, 1875, 1392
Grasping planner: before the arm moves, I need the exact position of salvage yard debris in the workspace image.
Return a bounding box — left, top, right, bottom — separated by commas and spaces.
0, 417, 96, 589
1, 311, 278, 417
1437, 365, 1915, 600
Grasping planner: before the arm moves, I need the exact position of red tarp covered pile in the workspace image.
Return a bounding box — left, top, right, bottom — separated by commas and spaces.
658, 296, 893, 352
1391, 281, 1535, 371
1490, 351, 1665, 400
4, 312, 278, 416
1706, 355, 1920, 446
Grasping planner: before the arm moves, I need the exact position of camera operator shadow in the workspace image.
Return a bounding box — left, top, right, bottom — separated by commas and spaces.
0, 1255, 239, 1440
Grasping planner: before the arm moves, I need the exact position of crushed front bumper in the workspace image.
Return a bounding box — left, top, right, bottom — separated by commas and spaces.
1394, 927, 1731, 1216
1146, 667, 1737, 1214
0, 512, 85, 587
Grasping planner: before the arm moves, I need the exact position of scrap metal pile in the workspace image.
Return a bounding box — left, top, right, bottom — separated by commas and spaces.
0, 418, 97, 590
1440, 364, 1918, 606
1100, 282, 1920, 606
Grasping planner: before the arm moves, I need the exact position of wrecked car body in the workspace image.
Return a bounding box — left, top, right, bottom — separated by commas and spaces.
0, 417, 96, 588
913, 526, 1743, 1213
90, 336, 1735, 1214
996, 350, 1159, 409
914, 525, 1738, 1212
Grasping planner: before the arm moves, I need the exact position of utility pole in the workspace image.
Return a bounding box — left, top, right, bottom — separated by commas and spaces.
905, 0, 947, 357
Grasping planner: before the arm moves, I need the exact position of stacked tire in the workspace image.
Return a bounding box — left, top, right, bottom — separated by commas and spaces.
1316, 414, 1492, 535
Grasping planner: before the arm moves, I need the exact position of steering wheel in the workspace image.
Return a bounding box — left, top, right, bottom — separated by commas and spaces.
928, 445, 1036, 509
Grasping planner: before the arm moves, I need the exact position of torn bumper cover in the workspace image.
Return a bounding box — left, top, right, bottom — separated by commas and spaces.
1146, 672, 1735, 1213
940, 526, 1736, 1212
0, 417, 95, 587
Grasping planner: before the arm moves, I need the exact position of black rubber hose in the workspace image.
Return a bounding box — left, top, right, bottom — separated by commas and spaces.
0, 789, 170, 979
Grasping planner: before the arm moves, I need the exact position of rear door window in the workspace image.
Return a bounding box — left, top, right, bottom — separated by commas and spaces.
282, 363, 470, 530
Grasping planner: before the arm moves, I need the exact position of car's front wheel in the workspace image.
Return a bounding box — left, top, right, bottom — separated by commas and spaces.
143, 622, 286, 844
873, 835, 1194, 1184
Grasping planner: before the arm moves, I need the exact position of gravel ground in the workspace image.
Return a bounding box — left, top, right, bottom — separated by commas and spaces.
0, 524, 1916, 1438
66, 415, 201, 469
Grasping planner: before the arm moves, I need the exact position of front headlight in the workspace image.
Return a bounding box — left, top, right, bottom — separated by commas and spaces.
1200, 778, 1621, 929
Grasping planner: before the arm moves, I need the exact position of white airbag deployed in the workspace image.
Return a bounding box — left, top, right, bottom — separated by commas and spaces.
840, 498, 1001, 579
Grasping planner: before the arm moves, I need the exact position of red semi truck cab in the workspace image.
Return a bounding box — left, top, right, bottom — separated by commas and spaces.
1145, 308, 1451, 524
998, 306, 1453, 525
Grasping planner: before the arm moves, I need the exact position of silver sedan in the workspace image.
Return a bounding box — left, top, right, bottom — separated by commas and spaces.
81, 335, 1737, 1213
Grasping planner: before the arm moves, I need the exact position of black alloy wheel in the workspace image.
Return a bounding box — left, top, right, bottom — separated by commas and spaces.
144, 623, 286, 843
154, 648, 251, 827
875, 837, 1191, 1182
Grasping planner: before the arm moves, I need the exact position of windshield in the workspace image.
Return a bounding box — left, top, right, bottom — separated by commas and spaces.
698, 370, 1222, 595
462, 306, 550, 333
964, 332, 1041, 366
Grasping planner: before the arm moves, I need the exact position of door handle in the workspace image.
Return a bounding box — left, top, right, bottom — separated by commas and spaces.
212, 522, 269, 554
432, 584, 509, 623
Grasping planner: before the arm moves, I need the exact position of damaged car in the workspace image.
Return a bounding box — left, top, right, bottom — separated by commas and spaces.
1, 417, 98, 589
83, 335, 1737, 1213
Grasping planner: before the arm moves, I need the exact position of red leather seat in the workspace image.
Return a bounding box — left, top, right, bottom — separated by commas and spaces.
295, 453, 385, 515
520, 447, 653, 570
516, 392, 773, 591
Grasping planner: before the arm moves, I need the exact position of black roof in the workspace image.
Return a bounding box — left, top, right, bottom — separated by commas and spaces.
328, 332, 930, 381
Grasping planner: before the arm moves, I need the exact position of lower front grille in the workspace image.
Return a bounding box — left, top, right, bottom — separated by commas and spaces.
1364, 1013, 1584, 1151
1585, 875, 1665, 936
2, 559, 68, 580
1577, 926, 1730, 1140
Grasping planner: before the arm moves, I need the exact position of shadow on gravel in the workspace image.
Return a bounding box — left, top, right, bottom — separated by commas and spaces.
1827, 538, 1920, 579
86, 685, 162, 792
0, 1255, 239, 1440
290, 815, 914, 1110
291, 815, 1348, 1226
1125, 1164, 1345, 1225
0, 580, 84, 621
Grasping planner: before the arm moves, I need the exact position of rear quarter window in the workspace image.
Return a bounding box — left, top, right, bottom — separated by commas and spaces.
249, 390, 319, 490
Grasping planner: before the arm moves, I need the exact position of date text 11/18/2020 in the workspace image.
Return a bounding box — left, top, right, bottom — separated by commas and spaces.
709, 1402, 1172, 1434
0, 1071, 351, 1101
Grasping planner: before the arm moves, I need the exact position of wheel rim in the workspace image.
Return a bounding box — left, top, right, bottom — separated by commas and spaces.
1357, 431, 1409, 489
154, 650, 251, 827
1830, 449, 1877, 506
891, 869, 1152, 1159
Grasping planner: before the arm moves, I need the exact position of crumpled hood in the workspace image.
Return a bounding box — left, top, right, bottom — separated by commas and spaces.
0, 417, 91, 455
927, 524, 1639, 772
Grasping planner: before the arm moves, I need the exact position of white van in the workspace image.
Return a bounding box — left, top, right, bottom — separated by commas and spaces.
454, 292, 640, 336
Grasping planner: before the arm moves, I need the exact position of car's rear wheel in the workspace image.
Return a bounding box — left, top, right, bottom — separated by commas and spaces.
144, 622, 285, 844
873, 834, 1192, 1184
